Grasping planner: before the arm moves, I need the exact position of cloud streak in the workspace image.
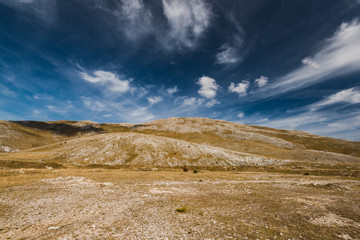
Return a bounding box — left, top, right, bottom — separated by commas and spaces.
80, 70, 131, 93
252, 19, 360, 99
248, 88, 360, 140
310, 87, 360, 110
148, 96, 163, 105
0, 0, 57, 25
216, 35, 243, 65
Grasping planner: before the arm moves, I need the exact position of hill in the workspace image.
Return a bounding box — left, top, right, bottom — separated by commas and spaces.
1, 117, 359, 172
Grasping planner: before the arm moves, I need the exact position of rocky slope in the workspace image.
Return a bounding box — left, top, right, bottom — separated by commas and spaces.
1, 118, 359, 168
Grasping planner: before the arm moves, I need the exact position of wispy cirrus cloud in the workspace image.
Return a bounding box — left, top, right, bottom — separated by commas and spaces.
0, 0, 57, 25
80, 96, 155, 123
95, 0, 154, 41
310, 87, 360, 110
301, 57, 321, 69
248, 88, 360, 140
46, 101, 74, 114
92, 0, 212, 49
166, 86, 179, 95
80, 70, 132, 94
216, 35, 243, 65
215, 12, 245, 65
147, 96, 163, 105
181, 97, 204, 107
252, 19, 360, 99
162, 0, 212, 49
0, 83, 16, 97
259, 110, 360, 140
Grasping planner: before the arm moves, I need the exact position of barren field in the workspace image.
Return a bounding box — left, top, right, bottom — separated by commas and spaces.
1, 168, 360, 239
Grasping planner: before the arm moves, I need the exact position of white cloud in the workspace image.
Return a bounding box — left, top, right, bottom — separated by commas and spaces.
228, 80, 249, 97
253, 19, 360, 99
44, 101, 74, 115
182, 97, 204, 106
148, 96, 163, 105
80, 96, 154, 123
33, 93, 53, 100
166, 86, 179, 95
33, 110, 40, 115
162, 0, 212, 48
129, 107, 155, 122
237, 112, 244, 118
216, 36, 243, 65
197, 76, 219, 99
216, 45, 241, 64
205, 98, 220, 108
81, 96, 118, 112
311, 87, 360, 110
255, 118, 269, 123
254, 76, 268, 87
80, 70, 131, 93
301, 57, 321, 69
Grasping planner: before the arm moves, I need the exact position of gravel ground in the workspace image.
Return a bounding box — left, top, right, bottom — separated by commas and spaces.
1, 170, 360, 239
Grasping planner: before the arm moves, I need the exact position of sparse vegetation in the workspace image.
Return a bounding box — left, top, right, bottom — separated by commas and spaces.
0, 169, 359, 239
175, 206, 187, 213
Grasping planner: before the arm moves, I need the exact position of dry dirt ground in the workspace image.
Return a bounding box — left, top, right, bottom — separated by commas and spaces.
1, 169, 359, 240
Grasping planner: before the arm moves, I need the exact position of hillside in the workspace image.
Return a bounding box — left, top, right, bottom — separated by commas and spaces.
1, 117, 359, 171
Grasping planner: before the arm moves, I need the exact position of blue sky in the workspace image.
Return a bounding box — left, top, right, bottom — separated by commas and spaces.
0, 0, 360, 140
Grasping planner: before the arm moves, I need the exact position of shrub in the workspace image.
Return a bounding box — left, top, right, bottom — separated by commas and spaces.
182, 166, 189, 172
193, 169, 198, 173
303, 172, 310, 175
176, 207, 187, 213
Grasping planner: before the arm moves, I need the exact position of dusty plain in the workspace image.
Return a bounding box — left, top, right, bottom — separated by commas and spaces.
1, 168, 360, 239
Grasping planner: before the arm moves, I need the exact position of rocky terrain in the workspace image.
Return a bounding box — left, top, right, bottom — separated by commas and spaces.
0, 117, 360, 239
1, 117, 359, 169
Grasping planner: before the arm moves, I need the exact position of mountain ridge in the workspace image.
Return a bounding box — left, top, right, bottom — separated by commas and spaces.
1, 117, 359, 170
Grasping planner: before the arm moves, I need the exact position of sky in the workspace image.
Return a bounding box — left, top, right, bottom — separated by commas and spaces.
0, 0, 360, 140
